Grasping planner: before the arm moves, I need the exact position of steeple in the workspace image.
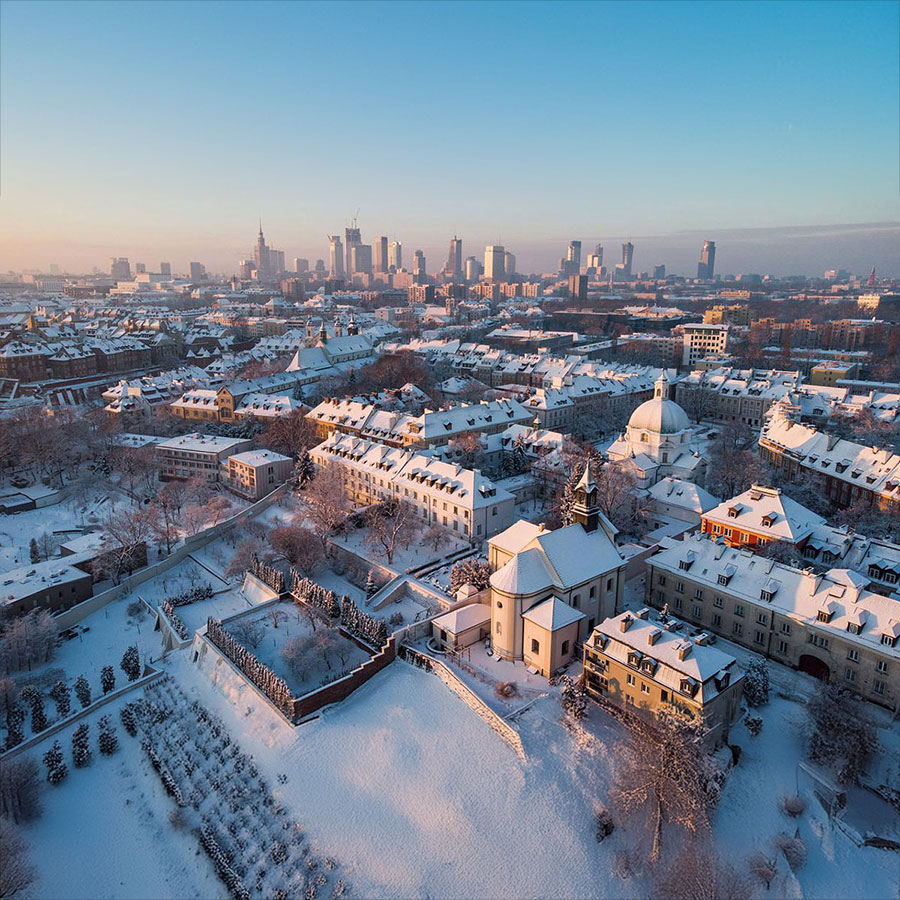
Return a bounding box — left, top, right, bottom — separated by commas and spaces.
572, 459, 600, 533
318, 319, 328, 342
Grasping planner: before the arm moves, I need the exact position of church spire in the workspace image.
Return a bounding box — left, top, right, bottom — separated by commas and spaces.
572, 459, 600, 533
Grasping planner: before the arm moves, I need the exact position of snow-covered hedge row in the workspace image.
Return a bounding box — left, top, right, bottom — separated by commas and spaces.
206, 618, 294, 714
160, 600, 190, 642
290, 573, 341, 618
340, 596, 388, 649
251, 558, 285, 594
167, 583, 215, 608
130, 677, 347, 900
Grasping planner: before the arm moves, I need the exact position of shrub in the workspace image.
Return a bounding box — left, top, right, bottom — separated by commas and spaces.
773, 833, 807, 871
120, 645, 141, 682
43, 741, 68, 786
72, 723, 91, 768
100, 665, 116, 694
743, 658, 770, 707
594, 807, 615, 842
781, 794, 807, 817
73, 675, 92, 709
745, 715, 763, 736
494, 681, 518, 699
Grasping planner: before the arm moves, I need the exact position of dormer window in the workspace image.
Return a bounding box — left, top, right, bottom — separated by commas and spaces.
882, 633, 897, 648
847, 623, 861, 635
817, 610, 832, 623
727, 507, 739, 519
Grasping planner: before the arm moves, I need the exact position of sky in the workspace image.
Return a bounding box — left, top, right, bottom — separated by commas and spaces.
0, 0, 898, 276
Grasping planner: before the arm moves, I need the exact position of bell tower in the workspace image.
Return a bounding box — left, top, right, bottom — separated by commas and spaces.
572, 459, 600, 533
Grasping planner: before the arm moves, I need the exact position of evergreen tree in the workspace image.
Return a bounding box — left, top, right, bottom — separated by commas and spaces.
296, 449, 316, 489
49, 680, 71, 718
72, 722, 91, 767
365, 570, 377, 599
98, 715, 118, 755
4, 704, 25, 750
27, 694, 47, 734
43, 740, 68, 785
121, 703, 138, 737
29, 537, 40, 564
73, 674, 92, 708
120, 645, 141, 682
744, 659, 770, 707
100, 665, 116, 694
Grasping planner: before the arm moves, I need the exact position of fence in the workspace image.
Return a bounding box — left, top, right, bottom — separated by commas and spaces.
399, 645, 525, 760
51, 484, 288, 630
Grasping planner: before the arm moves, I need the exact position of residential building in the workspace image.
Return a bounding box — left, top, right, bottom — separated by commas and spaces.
156, 433, 253, 482
583, 608, 744, 747
646, 533, 900, 711
680, 323, 729, 367
221, 449, 293, 500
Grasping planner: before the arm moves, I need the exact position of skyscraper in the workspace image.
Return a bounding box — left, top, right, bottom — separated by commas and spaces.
504, 251, 516, 279
110, 257, 131, 280
159, 262, 172, 276
621, 242, 634, 277
294, 258, 309, 274
351, 243, 373, 275
446, 236, 463, 279
568, 240, 581, 270
465, 256, 482, 281
344, 224, 361, 277
697, 240, 716, 279
328, 236, 345, 277
254, 223, 272, 279
373, 237, 388, 273
189, 261, 206, 282
586, 245, 603, 273
413, 250, 426, 277
484, 245, 505, 282
388, 241, 402, 270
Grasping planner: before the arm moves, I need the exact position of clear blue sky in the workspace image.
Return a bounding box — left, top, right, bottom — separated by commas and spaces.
1, 0, 898, 274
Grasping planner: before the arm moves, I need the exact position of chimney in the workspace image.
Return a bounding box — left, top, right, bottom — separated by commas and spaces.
647, 628, 661, 646
619, 614, 633, 633
714, 541, 726, 560
694, 633, 709, 646
677, 641, 692, 660
635, 607, 650, 619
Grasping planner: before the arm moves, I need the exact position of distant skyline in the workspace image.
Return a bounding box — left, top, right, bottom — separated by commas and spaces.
1, 0, 898, 274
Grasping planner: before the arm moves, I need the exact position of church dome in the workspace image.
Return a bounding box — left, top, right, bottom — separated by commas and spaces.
628, 396, 690, 435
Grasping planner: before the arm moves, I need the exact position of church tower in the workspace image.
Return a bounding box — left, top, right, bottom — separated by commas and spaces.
572, 459, 601, 533
654, 370, 669, 400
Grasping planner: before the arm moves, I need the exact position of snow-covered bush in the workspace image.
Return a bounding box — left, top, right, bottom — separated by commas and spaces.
72, 723, 91, 768
594, 807, 615, 842
494, 681, 518, 699
743, 659, 770, 707
73, 675, 91, 709
808, 685, 879, 784
161, 600, 190, 641
773, 833, 807, 871
745, 715, 763, 736
781, 794, 806, 817
43, 740, 68, 785
291, 575, 341, 619
560, 675, 586, 721
3, 705, 24, 750
98, 715, 118, 756
448, 558, 490, 594
100, 665, 116, 695
251, 558, 285, 594
120, 645, 141, 682
49, 680, 71, 718
120, 703, 138, 737
340, 595, 387, 648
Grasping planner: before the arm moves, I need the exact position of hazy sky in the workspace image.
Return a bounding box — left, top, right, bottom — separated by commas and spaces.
1, 0, 898, 275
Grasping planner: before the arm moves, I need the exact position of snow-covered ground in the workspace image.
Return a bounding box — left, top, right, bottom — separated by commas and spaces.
19, 695, 219, 900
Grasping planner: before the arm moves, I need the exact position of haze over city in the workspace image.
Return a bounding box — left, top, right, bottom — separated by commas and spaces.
1, 0, 898, 275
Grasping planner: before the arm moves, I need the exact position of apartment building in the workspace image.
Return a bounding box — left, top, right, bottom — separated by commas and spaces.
679, 323, 729, 367
646, 534, 900, 711
221, 449, 293, 500
156, 433, 254, 482
583, 609, 744, 747
310, 433, 515, 539
759, 400, 900, 511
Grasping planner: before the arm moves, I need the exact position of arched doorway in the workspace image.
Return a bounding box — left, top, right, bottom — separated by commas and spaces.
799, 654, 830, 682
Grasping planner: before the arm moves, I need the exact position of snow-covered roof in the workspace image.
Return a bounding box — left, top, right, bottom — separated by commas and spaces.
432, 603, 492, 635
703, 484, 825, 543
522, 596, 585, 631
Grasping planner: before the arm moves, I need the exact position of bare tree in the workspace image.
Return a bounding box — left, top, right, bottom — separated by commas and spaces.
302, 462, 350, 551
747, 852, 778, 891
653, 841, 752, 900
233, 619, 265, 649
224, 537, 266, 580
609, 708, 720, 863
424, 524, 447, 553
267, 607, 287, 630
0, 817, 36, 898
807, 684, 879, 784
364, 500, 420, 566
260, 409, 317, 458
269, 526, 325, 575
100, 506, 152, 582
0, 757, 41, 824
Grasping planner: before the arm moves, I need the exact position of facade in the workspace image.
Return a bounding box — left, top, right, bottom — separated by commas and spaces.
583, 609, 744, 747
487, 463, 627, 674
221, 450, 293, 500
759, 400, 900, 512
156, 433, 254, 482
1, 558, 94, 618
646, 534, 900, 711
484, 245, 505, 282
697, 240, 716, 279
680, 323, 729, 367
310, 433, 515, 539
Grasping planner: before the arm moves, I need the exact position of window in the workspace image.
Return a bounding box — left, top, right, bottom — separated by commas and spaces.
881, 634, 897, 647
589, 586, 596, 598
781, 622, 791, 635
530, 638, 540, 654
734, 604, 744, 617
873, 679, 886, 696
693, 588, 704, 600
692, 605, 702, 619
675, 581, 684, 593
640, 683, 650, 694
777, 639, 789, 654
561, 640, 570, 655
714, 596, 724, 608
845, 668, 856, 683
495, 622, 501, 634
607, 578, 613, 591
674, 597, 683, 610
713, 614, 722, 627
754, 630, 766, 646
626, 673, 636, 686
657, 574, 666, 586
732, 622, 743, 637
847, 648, 859, 662
572, 594, 580, 609
877, 660, 888, 674
756, 613, 768, 626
